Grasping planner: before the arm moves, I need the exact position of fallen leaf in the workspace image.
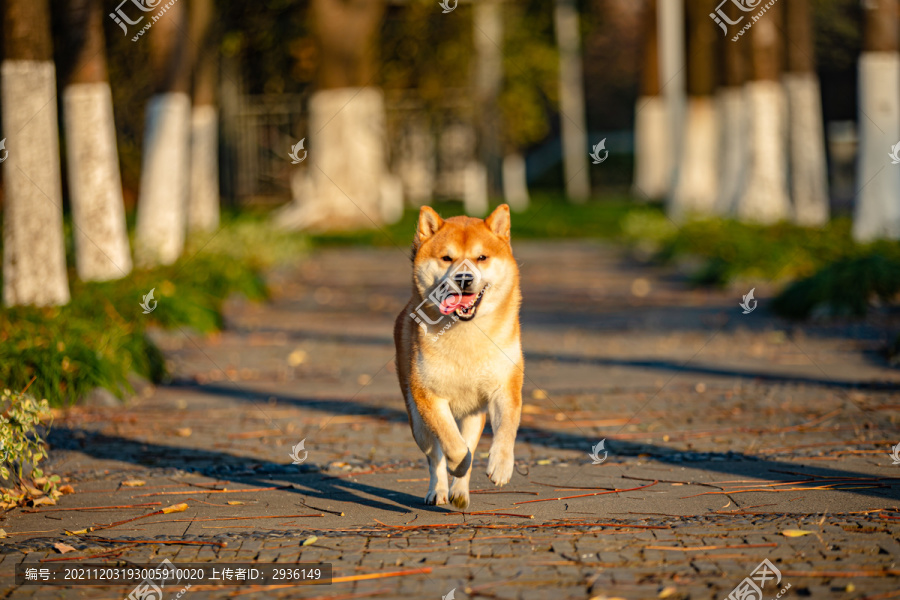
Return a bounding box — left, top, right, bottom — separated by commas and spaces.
162, 503, 189, 514
302, 535, 318, 546
175, 428, 192, 437
536, 459, 552, 466
122, 480, 146, 487
659, 587, 678, 599
0, 529, 7, 539
227, 501, 245, 506
53, 543, 76, 554
65, 527, 96, 535
781, 529, 813, 537
31, 496, 56, 507
59, 485, 75, 495
531, 389, 547, 400
288, 349, 307, 367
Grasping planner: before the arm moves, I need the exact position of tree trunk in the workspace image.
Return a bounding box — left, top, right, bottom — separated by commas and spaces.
397, 115, 435, 207
633, 0, 670, 201
1, 0, 70, 306
474, 0, 504, 199
554, 0, 591, 202
853, 0, 900, 241
785, 0, 829, 227
63, 0, 132, 282
134, 0, 192, 266
657, 0, 686, 196
502, 153, 529, 212
669, 0, 718, 221
276, 0, 395, 231
188, 0, 220, 233
735, 1, 791, 224
714, 0, 748, 216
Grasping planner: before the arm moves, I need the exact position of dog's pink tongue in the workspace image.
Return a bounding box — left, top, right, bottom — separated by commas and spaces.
439, 293, 476, 315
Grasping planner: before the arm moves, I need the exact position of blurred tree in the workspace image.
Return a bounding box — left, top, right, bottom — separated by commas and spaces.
714, 0, 748, 216
669, 0, 718, 220
276, 0, 401, 230
134, 0, 192, 265
785, 0, 830, 226
632, 0, 669, 200
853, 0, 900, 241
188, 0, 220, 232
1, 0, 70, 305
62, 0, 133, 281
735, 1, 790, 223
554, 0, 591, 202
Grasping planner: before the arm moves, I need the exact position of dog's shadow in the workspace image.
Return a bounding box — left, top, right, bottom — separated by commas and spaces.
48, 425, 454, 518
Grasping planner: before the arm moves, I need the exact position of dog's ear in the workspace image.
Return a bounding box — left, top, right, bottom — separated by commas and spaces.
415, 206, 444, 243
484, 204, 511, 241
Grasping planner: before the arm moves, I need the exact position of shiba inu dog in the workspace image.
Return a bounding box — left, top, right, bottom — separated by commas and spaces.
394, 204, 523, 509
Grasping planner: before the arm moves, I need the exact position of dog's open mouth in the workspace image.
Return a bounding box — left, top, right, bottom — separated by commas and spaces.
438, 286, 489, 321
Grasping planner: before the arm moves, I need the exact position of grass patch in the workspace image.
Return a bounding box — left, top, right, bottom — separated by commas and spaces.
772, 251, 900, 318
623, 211, 859, 285
621, 209, 900, 318
307, 193, 651, 248
0, 216, 308, 405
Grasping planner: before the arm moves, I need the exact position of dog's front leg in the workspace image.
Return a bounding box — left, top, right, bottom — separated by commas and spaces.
449, 412, 486, 509
417, 395, 472, 478
486, 387, 522, 487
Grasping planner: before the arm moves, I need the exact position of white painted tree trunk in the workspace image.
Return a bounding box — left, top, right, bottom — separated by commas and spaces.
379, 174, 404, 224
784, 73, 830, 227
1, 60, 70, 306
658, 0, 686, 189
502, 153, 529, 212
463, 162, 489, 217
188, 105, 220, 232
397, 116, 435, 206
135, 92, 192, 266
275, 88, 393, 231
670, 97, 718, 220
714, 87, 747, 216
735, 81, 791, 224
554, 0, 591, 202
632, 95, 670, 200
853, 52, 900, 241
63, 82, 133, 281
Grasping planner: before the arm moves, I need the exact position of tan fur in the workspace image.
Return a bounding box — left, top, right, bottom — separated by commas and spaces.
394, 204, 523, 509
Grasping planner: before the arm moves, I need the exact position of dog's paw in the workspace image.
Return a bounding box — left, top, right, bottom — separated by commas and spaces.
449, 481, 470, 510
424, 488, 449, 505
445, 449, 472, 478
486, 448, 514, 487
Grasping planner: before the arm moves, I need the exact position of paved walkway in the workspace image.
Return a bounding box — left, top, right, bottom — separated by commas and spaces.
2, 241, 899, 599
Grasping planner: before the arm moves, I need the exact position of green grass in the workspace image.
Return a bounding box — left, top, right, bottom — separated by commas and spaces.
772, 251, 900, 318
307, 193, 649, 248
0, 216, 308, 405
620, 208, 900, 319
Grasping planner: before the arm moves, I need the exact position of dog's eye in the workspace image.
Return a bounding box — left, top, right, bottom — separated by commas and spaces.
441, 256, 453, 262
477, 255, 488, 262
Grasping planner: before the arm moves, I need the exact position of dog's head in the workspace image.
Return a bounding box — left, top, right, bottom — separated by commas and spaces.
410, 204, 518, 322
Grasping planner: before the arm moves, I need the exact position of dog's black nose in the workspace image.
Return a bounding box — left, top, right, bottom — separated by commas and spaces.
453, 271, 475, 291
